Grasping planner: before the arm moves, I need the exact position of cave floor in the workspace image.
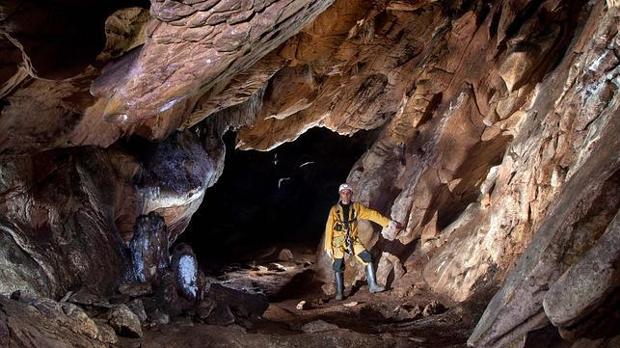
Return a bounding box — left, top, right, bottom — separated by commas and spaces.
135, 247, 474, 348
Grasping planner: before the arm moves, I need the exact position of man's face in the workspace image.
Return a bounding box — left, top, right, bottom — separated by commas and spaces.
339, 189, 352, 203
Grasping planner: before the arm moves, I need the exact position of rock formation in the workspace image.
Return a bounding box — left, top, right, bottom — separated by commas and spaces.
1, 0, 620, 346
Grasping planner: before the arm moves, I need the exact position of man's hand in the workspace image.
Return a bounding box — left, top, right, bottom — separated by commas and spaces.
392, 220, 403, 230
382, 220, 403, 240
326, 248, 333, 258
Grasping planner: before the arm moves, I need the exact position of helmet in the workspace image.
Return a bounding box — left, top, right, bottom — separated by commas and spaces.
338, 183, 353, 193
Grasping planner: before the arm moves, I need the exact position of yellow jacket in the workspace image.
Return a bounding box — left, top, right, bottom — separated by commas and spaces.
324, 201, 391, 252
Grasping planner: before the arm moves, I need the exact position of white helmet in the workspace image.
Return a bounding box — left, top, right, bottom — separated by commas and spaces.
338, 183, 353, 193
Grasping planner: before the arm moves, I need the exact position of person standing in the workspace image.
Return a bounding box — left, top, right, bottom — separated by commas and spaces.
324, 183, 402, 300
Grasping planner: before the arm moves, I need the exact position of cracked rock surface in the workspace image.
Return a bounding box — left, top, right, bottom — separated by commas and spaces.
1, 0, 620, 347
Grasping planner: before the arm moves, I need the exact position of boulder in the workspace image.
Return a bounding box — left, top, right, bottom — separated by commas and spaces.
278, 248, 295, 262
118, 282, 154, 298
107, 304, 143, 338
206, 283, 269, 321
301, 320, 341, 333
0, 295, 109, 347
127, 298, 148, 323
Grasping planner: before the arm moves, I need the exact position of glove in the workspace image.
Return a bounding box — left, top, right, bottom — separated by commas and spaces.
382, 220, 403, 240
392, 220, 403, 230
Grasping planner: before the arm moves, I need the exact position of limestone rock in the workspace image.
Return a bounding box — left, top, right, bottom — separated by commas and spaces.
129, 213, 169, 283
301, 320, 341, 333
135, 131, 222, 242
94, 320, 118, 345
1, 0, 620, 346
0, 127, 221, 298
0, 1, 335, 153
67, 289, 111, 308
278, 248, 295, 262
196, 298, 217, 321
96, 7, 150, 62
171, 243, 199, 301
127, 298, 148, 323
205, 284, 269, 321
422, 301, 445, 317
206, 304, 235, 326
0, 149, 130, 298
467, 4, 620, 346
499, 51, 535, 93
392, 304, 422, 321
60, 302, 99, 339
91, 0, 335, 141
543, 208, 620, 329
147, 309, 170, 325
0, 295, 109, 347
107, 304, 143, 338
118, 282, 154, 298
376, 252, 405, 289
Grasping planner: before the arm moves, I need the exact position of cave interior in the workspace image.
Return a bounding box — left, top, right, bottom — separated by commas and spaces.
1, 0, 620, 347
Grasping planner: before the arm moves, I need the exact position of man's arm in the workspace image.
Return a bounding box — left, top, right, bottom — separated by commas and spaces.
324, 207, 335, 254
356, 203, 391, 228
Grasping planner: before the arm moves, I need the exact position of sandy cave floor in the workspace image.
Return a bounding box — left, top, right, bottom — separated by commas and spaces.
125, 247, 477, 348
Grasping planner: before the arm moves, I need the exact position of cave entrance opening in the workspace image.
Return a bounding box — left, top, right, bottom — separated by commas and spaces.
179, 127, 379, 271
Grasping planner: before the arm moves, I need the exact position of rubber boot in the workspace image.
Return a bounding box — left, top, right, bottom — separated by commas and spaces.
366, 262, 385, 293
335, 272, 344, 300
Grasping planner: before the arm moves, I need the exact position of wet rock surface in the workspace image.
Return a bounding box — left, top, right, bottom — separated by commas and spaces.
0, 0, 335, 152
118, 283, 154, 298
0, 294, 110, 347
1, 0, 620, 347
0, 148, 130, 298
129, 213, 169, 283
170, 243, 200, 301
108, 304, 143, 338
0, 130, 220, 298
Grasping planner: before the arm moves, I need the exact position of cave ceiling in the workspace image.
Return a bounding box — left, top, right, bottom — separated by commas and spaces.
1, 0, 620, 347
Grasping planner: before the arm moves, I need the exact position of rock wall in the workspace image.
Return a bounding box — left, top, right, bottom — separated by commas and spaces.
232, 0, 620, 344
1, 0, 620, 346
0, 0, 334, 154
0, 131, 220, 298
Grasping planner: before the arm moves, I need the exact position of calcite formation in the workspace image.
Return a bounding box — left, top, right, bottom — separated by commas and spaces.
1, 0, 620, 346
0, 131, 218, 298
0, 295, 113, 347
130, 213, 169, 283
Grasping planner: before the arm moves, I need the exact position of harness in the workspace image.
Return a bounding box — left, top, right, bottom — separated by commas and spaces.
336, 204, 357, 254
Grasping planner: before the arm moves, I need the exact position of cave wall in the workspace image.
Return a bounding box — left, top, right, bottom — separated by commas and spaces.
0, 0, 334, 295
1, 0, 620, 346
206, 0, 620, 344
0, 131, 220, 298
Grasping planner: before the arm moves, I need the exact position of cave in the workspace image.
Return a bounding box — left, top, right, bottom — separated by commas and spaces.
1, 0, 620, 347
180, 127, 379, 267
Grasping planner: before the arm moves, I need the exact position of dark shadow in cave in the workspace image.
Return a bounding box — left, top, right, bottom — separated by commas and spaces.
179, 127, 380, 270
4, 0, 150, 79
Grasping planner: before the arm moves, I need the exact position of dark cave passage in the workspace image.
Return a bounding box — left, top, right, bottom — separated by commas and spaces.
179, 127, 380, 269
3, 0, 619, 345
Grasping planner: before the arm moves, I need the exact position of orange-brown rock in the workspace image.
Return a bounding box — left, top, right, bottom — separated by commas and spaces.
91, 0, 334, 140
0, 131, 222, 297
1, 0, 620, 346
0, 0, 334, 154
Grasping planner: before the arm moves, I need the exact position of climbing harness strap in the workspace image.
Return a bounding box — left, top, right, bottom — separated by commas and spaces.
336, 205, 357, 254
